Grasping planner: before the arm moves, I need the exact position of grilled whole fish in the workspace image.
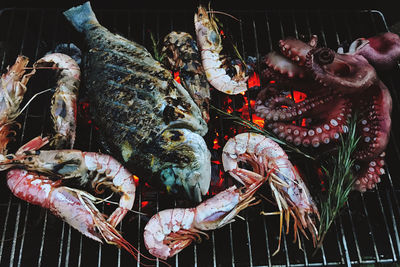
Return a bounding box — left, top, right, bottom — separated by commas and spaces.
162, 31, 210, 123
63, 2, 211, 202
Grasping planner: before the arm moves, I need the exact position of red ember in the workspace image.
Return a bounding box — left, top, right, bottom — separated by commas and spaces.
173, 71, 181, 84
248, 72, 260, 89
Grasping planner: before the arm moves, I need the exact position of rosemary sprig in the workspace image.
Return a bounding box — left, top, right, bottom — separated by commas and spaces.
149, 31, 165, 63
315, 113, 360, 253
211, 105, 315, 160
231, 42, 247, 69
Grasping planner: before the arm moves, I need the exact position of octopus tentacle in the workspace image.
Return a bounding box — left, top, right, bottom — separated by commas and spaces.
278, 35, 318, 66
266, 121, 347, 148
354, 82, 392, 160
255, 93, 338, 122
261, 98, 352, 148
263, 51, 307, 78
353, 153, 386, 192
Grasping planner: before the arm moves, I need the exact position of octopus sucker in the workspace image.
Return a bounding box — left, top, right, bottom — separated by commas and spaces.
255, 33, 396, 192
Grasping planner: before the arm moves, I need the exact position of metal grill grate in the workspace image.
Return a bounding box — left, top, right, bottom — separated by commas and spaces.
0, 7, 399, 267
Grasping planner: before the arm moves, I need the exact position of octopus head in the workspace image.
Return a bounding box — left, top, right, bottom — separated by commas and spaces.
307, 47, 378, 95
353, 32, 400, 70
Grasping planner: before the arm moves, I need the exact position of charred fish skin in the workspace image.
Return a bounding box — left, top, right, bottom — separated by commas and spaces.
162, 31, 211, 123
64, 2, 211, 201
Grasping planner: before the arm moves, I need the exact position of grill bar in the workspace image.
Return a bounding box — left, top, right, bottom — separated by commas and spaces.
9, 203, 20, 267
37, 212, 47, 267
16, 203, 29, 267
346, 202, 363, 264
211, 231, 216, 267
228, 223, 235, 267
0, 7, 399, 267
57, 222, 65, 267
261, 203, 272, 267
376, 185, 397, 261
385, 187, 400, 258
360, 193, 380, 262
0, 197, 12, 263
338, 216, 351, 265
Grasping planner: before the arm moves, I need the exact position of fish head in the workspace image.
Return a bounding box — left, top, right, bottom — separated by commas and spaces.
153, 128, 211, 202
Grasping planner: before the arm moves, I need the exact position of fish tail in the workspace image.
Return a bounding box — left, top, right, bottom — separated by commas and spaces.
63, 1, 99, 33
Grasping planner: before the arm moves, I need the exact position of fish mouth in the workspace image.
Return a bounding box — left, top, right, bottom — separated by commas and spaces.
156, 128, 211, 202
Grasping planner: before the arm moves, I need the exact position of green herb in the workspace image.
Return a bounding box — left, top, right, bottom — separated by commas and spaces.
315, 113, 360, 253
231, 42, 247, 69
211, 105, 315, 160
149, 31, 165, 63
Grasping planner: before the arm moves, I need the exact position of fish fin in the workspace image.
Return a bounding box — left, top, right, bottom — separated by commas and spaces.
193, 182, 202, 203
63, 1, 99, 33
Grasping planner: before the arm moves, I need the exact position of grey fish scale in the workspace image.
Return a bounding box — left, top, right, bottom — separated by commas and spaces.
64, 2, 211, 201
86, 48, 169, 164
87, 36, 188, 121
84, 32, 204, 130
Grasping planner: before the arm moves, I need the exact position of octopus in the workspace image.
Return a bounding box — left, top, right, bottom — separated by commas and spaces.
254, 32, 400, 192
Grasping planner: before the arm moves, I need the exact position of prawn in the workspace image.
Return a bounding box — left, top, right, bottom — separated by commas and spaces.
0, 135, 140, 258
0, 136, 136, 228
33, 53, 80, 149
222, 132, 319, 255
6, 168, 140, 257
194, 5, 248, 95
0, 56, 35, 154
143, 175, 267, 260
1, 136, 169, 265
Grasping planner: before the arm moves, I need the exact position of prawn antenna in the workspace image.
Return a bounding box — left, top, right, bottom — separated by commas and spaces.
18, 88, 53, 115
206, 10, 241, 22
92, 195, 149, 216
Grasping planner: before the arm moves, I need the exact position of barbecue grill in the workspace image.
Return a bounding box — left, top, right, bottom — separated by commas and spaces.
0, 5, 399, 267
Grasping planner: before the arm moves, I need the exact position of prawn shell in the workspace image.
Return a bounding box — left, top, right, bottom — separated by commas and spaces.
144, 208, 195, 260
194, 186, 239, 230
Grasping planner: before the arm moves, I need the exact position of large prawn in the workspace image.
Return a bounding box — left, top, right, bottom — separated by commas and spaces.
33, 53, 80, 149
0, 135, 158, 262
0, 135, 145, 260
0, 56, 35, 154
222, 132, 319, 255
0, 137, 136, 228
194, 5, 248, 95
143, 175, 267, 260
